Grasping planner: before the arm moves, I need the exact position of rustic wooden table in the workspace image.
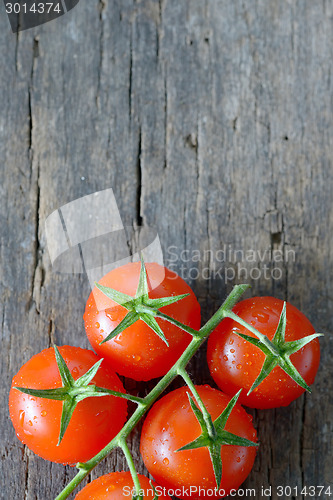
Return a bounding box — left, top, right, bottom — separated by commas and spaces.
0, 1, 332, 499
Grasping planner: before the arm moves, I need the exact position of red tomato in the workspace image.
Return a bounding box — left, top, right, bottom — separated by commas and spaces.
84, 262, 201, 381
140, 385, 257, 499
74, 471, 172, 500
9, 346, 127, 464
207, 297, 321, 409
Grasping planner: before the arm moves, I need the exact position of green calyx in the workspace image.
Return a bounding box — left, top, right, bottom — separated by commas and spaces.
227, 302, 323, 394
96, 256, 198, 346
15, 346, 143, 445
177, 389, 258, 489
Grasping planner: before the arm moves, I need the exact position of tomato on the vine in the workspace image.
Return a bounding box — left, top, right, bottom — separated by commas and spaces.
84, 262, 201, 381
74, 471, 172, 499
207, 297, 321, 409
140, 385, 257, 499
9, 346, 127, 464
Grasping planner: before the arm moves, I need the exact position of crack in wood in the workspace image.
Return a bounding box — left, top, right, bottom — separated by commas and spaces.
136, 127, 143, 226
48, 316, 55, 347
163, 72, 168, 170
129, 25, 133, 126
155, 24, 160, 60
96, 0, 106, 109
26, 38, 46, 314
29, 162, 44, 314
23, 446, 29, 500
300, 395, 307, 489
156, 0, 164, 62
1, 301, 6, 340
14, 31, 20, 73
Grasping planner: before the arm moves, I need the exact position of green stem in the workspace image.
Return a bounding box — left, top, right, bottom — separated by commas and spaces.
178, 368, 216, 439
155, 310, 201, 338
119, 439, 142, 497
53, 469, 91, 499
55, 285, 247, 500
93, 387, 145, 404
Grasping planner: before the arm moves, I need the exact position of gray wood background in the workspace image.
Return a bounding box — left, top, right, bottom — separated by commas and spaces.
0, 1, 332, 498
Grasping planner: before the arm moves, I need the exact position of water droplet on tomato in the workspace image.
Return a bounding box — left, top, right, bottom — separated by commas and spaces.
236, 364, 242, 370
28, 420, 33, 426
229, 339, 234, 345
252, 312, 269, 323
223, 355, 228, 361
19, 410, 25, 427
95, 322, 100, 329
236, 457, 241, 463
113, 339, 122, 346
71, 367, 79, 377
41, 411, 47, 417
163, 458, 169, 465
230, 349, 235, 353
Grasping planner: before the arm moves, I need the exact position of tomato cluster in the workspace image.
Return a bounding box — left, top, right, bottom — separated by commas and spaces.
9, 261, 321, 499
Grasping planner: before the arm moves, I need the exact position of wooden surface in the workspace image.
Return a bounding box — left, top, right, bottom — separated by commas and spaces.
0, 1, 332, 498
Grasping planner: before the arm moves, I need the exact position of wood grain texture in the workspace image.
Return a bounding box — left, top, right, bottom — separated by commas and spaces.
0, 0, 332, 498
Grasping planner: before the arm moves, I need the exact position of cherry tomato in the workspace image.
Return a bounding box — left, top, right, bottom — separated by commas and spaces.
207, 296, 321, 409
140, 385, 257, 499
9, 346, 127, 464
84, 262, 201, 381
74, 471, 172, 499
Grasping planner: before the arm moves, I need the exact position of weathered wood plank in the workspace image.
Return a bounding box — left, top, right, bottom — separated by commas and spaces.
0, 0, 332, 498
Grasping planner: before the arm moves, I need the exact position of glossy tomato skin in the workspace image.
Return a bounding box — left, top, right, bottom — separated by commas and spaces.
9, 346, 127, 464
140, 385, 257, 499
84, 262, 201, 381
74, 471, 172, 500
207, 297, 321, 409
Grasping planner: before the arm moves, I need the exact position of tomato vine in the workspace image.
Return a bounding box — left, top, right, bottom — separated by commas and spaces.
53, 279, 249, 499
10, 258, 322, 499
